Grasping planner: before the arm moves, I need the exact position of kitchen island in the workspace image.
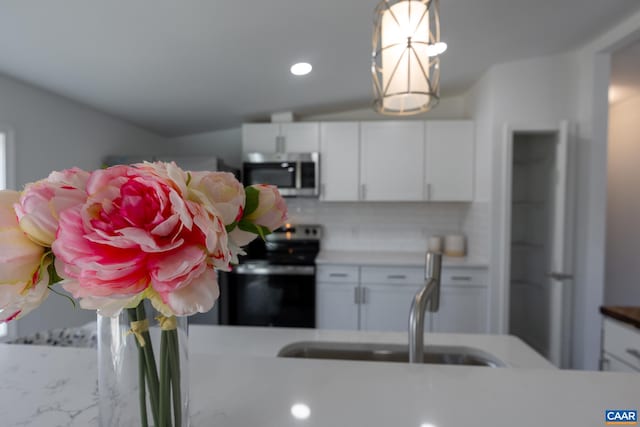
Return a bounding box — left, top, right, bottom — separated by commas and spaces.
1, 326, 637, 426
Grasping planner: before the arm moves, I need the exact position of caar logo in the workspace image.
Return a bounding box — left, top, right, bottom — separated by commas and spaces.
606, 410, 638, 425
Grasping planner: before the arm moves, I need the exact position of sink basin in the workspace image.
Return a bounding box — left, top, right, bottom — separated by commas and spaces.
277, 341, 506, 367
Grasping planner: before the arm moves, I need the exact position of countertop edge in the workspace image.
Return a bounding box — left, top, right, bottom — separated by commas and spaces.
600, 306, 640, 329
315, 250, 489, 268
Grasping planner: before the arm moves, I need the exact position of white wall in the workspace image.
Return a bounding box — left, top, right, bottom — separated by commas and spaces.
571, 8, 640, 370
466, 52, 578, 338
605, 94, 640, 304
0, 72, 166, 337
302, 94, 469, 122
165, 127, 243, 169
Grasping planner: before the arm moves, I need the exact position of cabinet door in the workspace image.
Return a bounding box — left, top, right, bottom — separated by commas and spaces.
316, 282, 359, 330
360, 283, 423, 332
425, 121, 474, 201
242, 124, 280, 153
601, 354, 640, 373
431, 286, 488, 333
320, 122, 360, 201
281, 123, 320, 153
360, 121, 425, 201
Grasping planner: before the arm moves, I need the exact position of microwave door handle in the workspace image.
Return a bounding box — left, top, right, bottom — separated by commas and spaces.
295, 161, 302, 190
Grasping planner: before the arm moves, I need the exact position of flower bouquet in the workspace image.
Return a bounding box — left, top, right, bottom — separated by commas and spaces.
0, 162, 287, 426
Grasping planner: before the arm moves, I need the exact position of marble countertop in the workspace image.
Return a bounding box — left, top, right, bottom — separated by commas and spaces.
0, 338, 638, 427
315, 250, 489, 268
600, 306, 640, 329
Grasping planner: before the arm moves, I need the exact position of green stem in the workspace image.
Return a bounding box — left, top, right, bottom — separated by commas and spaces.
138, 344, 149, 427
169, 329, 182, 427
135, 304, 160, 427
159, 330, 170, 427
127, 308, 149, 427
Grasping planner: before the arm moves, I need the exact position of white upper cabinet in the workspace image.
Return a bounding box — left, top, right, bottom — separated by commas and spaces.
360, 121, 425, 201
242, 123, 280, 153
320, 122, 360, 201
242, 123, 319, 154
425, 121, 474, 201
280, 123, 320, 152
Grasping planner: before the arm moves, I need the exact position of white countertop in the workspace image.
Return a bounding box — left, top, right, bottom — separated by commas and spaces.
189, 325, 554, 369
0, 335, 637, 427
315, 250, 489, 268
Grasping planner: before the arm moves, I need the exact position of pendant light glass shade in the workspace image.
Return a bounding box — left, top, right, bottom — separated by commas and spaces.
372, 0, 442, 115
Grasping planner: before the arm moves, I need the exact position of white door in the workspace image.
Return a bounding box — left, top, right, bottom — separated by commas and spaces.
280, 123, 320, 153
504, 121, 574, 368
425, 121, 474, 201
360, 121, 424, 201
242, 124, 280, 153
316, 282, 359, 330
547, 121, 574, 368
320, 122, 360, 201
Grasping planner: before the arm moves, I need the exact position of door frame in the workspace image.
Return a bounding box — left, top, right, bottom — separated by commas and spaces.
497, 121, 576, 366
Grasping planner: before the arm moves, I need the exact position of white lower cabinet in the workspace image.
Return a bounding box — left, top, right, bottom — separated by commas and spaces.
601, 317, 640, 372
431, 286, 488, 333
359, 283, 424, 332
316, 282, 359, 330
316, 264, 488, 333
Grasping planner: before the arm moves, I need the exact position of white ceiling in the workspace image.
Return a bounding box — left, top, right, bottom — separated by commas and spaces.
0, 1, 639, 136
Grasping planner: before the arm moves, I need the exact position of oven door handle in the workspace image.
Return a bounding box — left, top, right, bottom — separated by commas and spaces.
233, 265, 315, 276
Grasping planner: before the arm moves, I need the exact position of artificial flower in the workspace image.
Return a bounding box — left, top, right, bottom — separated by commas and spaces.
0, 190, 49, 322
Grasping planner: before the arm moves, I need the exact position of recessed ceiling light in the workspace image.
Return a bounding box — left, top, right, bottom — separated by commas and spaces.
290, 62, 312, 76
291, 403, 311, 419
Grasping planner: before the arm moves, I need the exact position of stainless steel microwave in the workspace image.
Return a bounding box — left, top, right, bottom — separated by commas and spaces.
242, 152, 320, 197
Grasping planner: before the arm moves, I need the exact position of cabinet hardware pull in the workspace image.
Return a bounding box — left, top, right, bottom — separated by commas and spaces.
426, 183, 432, 201
387, 275, 406, 280
321, 183, 326, 198
354, 287, 360, 304
626, 348, 640, 360
361, 287, 368, 304
450, 276, 472, 281
360, 184, 367, 200
329, 273, 348, 278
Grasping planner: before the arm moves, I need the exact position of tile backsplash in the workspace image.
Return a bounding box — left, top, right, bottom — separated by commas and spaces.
285, 199, 490, 258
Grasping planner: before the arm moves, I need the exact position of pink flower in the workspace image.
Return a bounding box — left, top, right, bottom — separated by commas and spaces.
0, 190, 49, 322
53, 164, 228, 316
15, 168, 89, 246
229, 184, 288, 246
188, 171, 245, 226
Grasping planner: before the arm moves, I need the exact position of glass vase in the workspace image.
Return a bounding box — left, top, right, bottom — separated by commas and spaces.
97, 300, 189, 427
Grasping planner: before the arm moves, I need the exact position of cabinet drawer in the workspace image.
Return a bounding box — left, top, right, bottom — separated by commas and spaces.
603, 318, 640, 370
361, 266, 424, 285
317, 265, 359, 283
441, 268, 487, 286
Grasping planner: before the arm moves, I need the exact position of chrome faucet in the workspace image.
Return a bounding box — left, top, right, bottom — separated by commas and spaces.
409, 252, 443, 363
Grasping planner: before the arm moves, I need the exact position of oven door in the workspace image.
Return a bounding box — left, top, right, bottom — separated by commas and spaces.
220, 264, 315, 328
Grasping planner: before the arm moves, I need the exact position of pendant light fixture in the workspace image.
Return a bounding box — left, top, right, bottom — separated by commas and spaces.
372, 0, 446, 115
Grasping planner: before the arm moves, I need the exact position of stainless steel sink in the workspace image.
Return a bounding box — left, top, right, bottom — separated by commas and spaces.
277, 341, 506, 367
